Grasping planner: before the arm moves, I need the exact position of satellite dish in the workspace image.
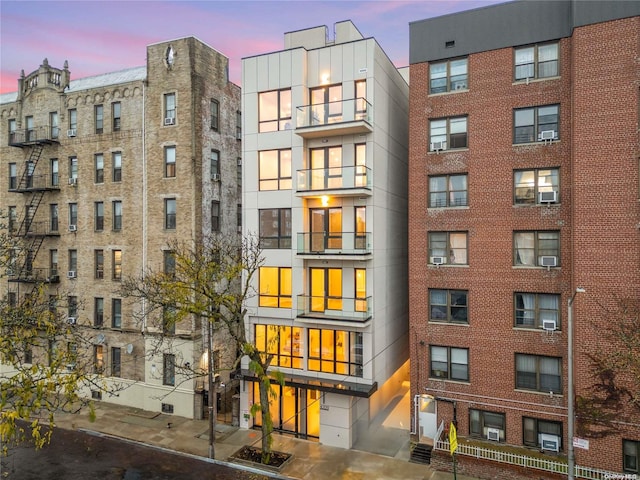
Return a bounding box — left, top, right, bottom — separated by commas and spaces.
96, 333, 106, 344
126, 343, 134, 354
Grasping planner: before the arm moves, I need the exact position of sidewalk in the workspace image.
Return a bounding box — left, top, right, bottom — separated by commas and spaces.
53, 402, 480, 480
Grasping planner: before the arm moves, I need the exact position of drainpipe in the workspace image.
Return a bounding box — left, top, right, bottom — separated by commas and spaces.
411, 394, 420, 434
141, 80, 147, 332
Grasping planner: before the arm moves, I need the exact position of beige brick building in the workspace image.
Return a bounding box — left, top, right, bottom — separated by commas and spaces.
0, 36, 241, 419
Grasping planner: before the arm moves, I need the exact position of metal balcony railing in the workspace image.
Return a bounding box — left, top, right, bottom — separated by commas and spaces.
297, 232, 372, 255
296, 165, 372, 192
296, 295, 372, 322
9, 173, 60, 192
8, 267, 60, 283
9, 126, 59, 146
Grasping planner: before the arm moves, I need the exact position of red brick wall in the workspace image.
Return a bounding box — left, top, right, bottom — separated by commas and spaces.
409, 15, 639, 475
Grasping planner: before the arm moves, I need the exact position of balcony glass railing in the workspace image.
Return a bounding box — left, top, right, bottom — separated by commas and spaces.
296, 165, 372, 192
297, 232, 371, 255
297, 295, 372, 322
296, 98, 372, 129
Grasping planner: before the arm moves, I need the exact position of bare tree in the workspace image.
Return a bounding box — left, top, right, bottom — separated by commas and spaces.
119, 234, 284, 464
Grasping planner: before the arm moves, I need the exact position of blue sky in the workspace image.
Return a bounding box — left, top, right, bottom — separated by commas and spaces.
0, 0, 501, 93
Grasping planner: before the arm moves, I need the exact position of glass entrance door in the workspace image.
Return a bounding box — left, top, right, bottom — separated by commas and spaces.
310, 208, 342, 252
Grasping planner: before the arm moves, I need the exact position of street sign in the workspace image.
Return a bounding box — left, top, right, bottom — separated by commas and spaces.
449, 422, 458, 455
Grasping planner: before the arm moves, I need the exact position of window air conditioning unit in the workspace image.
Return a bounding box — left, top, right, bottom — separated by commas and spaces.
68, 177, 77, 186
539, 256, 558, 267
542, 319, 557, 331
68, 224, 77, 232
430, 256, 446, 265
540, 433, 560, 452
67, 270, 77, 279
539, 191, 558, 203
164, 117, 175, 126
67, 317, 77, 325
431, 141, 446, 152
67, 129, 76, 137
487, 428, 500, 441
211, 173, 221, 182
538, 130, 556, 141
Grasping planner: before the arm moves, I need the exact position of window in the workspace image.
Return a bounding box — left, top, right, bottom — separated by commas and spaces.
25, 116, 34, 141
355, 206, 366, 249
210, 150, 220, 179
49, 250, 58, 278
8, 119, 16, 143
68, 250, 77, 274
355, 268, 367, 312
9, 163, 17, 189
163, 306, 177, 334
165, 198, 176, 229
310, 84, 343, 124
68, 296, 78, 318
8, 206, 17, 233
164, 146, 176, 178
624, 440, 639, 473
111, 347, 121, 377
69, 203, 78, 228
237, 203, 242, 231
523, 417, 562, 449
51, 158, 59, 186
430, 116, 467, 150
514, 168, 559, 204
164, 93, 176, 123
237, 157, 242, 189
259, 267, 291, 308
163, 354, 175, 386
95, 249, 104, 279
94, 345, 104, 374
68, 108, 77, 132
259, 149, 291, 190
210, 99, 219, 131
69, 156, 78, 182
112, 152, 122, 182
258, 89, 291, 132
515, 43, 558, 81
429, 289, 468, 323
515, 293, 560, 329
236, 110, 242, 139
514, 105, 559, 144
50, 112, 59, 139
428, 232, 468, 265
355, 143, 367, 187
112, 250, 122, 280
308, 328, 363, 377
430, 346, 469, 381
163, 250, 175, 276
470, 409, 506, 441
112, 299, 122, 328
355, 80, 367, 119
310, 267, 342, 311
211, 201, 220, 233
430, 58, 468, 93
95, 202, 104, 231
46, 204, 57, 233
309, 146, 343, 189
112, 201, 122, 230
259, 209, 291, 248
254, 325, 303, 369
94, 298, 104, 327
515, 354, 561, 393
95, 105, 103, 134
96, 154, 105, 183
429, 174, 468, 207
112, 102, 121, 131
514, 231, 560, 267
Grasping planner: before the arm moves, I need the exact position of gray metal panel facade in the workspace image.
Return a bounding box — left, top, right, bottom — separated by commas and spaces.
410, 0, 639, 64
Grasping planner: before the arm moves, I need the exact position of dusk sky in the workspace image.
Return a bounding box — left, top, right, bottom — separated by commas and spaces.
0, 0, 502, 94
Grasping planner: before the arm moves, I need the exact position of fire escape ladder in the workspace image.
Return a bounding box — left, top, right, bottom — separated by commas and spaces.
17, 144, 44, 190
17, 191, 46, 237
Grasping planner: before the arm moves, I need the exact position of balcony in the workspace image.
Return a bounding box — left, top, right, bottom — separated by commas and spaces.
9, 126, 60, 147
16, 220, 61, 238
295, 98, 372, 139
296, 165, 372, 197
9, 173, 61, 193
8, 267, 60, 284
296, 295, 372, 323
297, 232, 372, 257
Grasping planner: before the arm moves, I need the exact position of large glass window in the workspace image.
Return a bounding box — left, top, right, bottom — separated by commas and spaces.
309, 146, 342, 190
514, 43, 559, 81
515, 354, 561, 393
259, 209, 291, 248
258, 89, 291, 132
310, 268, 342, 312
514, 293, 560, 329
514, 168, 559, 204
254, 325, 303, 369
514, 105, 559, 144
429, 174, 468, 208
513, 231, 560, 267
429, 289, 468, 323
428, 232, 468, 265
355, 268, 367, 312
259, 149, 291, 190
430, 116, 467, 150
310, 84, 343, 124
308, 328, 363, 377
430, 346, 469, 381
259, 267, 292, 308
430, 58, 468, 93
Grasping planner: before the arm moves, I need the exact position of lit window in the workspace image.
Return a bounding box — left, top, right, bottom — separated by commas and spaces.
259, 149, 291, 190
308, 328, 363, 377
254, 325, 303, 369
112, 250, 122, 280
259, 267, 291, 308
310, 84, 343, 125
258, 89, 291, 132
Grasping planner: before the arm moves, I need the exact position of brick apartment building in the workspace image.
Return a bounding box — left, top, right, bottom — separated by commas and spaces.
0, 36, 241, 419
239, 21, 410, 448
408, 0, 639, 476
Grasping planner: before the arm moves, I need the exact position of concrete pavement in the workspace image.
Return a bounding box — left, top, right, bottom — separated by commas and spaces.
53, 401, 480, 480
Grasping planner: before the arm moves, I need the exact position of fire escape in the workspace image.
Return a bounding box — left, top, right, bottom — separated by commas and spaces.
8, 125, 60, 283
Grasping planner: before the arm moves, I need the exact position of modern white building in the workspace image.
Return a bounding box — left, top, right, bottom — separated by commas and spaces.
239, 21, 409, 448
